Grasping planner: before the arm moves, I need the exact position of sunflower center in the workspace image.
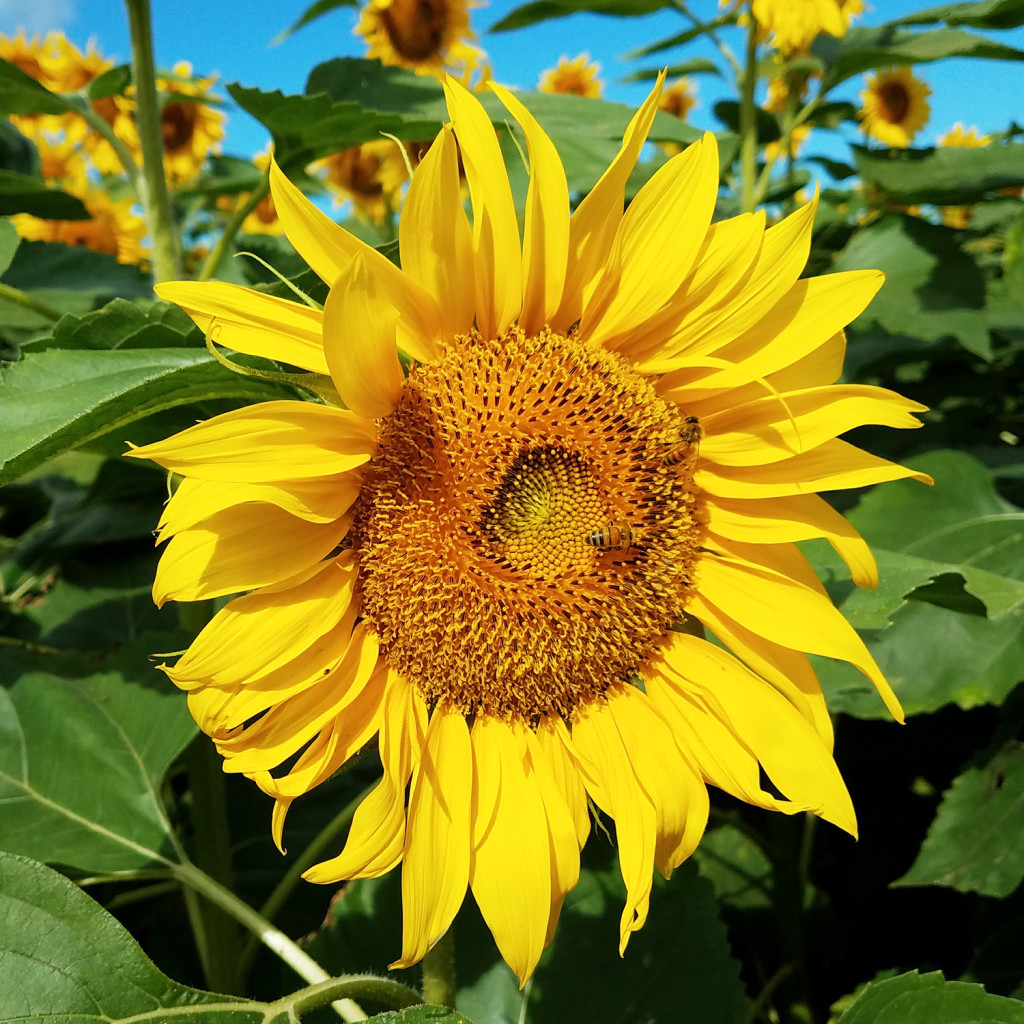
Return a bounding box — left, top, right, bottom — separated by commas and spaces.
162, 102, 195, 153
880, 82, 910, 123
380, 0, 447, 61
352, 327, 706, 722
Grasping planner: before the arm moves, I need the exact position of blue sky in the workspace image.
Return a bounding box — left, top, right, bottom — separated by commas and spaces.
1, 0, 1022, 163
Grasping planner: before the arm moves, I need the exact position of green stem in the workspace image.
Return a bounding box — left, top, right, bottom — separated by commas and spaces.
197, 172, 270, 282
738, 12, 760, 214
0, 281, 63, 321
239, 778, 378, 980
276, 976, 422, 1018
421, 929, 457, 1009
170, 860, 366, 1021
123, 0, 180, 282
75, 100, 142, 190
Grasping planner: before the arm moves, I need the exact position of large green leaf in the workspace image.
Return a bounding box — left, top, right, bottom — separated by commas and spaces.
815, 25, 1024, 88
834, 215, 991, 358
0, 852, 273, 1023
890, 0, 1024, 29
0, 57, 71, 116
0, 345, 292, 485
836, 970, 1024, 1022
490, 0, 671, 31
32, 297, 201, 352
0, 169, 88, 219
276, 0, 359, 41
896, 742, 1024, 896
0, 642, 196, 871
854, 141, 1024, 205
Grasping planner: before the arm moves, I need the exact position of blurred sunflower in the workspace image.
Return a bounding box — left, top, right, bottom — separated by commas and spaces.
157, 61, 225, 185
859, 67, 931, 148
538, 53, 603, 97
356, 0, 485, 77
14, 184, 146, 264
750, 0, 846, 55
35, 134, 90, 191
314, 140, 410, 225
659, 76, 697, 120
129, 77, 926, 983
1, 30, 77, 139
217, 147, 284, 236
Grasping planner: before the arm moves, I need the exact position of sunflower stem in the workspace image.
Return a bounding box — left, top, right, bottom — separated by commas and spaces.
738, 11, 760, 214
0, 281, 64, 322
74, 97, 143, 191
198, 170, 270, 281
123, 0, 181, 282
272, 976, 422, 1018
421, 929, 457, 1009
238, 778, 378, 981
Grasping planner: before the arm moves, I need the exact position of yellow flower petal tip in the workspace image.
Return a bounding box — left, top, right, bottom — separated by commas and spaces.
136, 80, 924, 981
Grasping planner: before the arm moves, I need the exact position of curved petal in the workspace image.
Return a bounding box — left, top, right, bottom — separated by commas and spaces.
443, 76, 522, 338
323, 250, 405, 419
491, 82, 569, 335
125, 400, 378, 481
153, 504, 351, 606
469, 717, 551, 986
399, 125, 475, 339
155, 281, 329, 375
269, 156, 441, 363
535, 715, 590, 849
392, 704, 472, 969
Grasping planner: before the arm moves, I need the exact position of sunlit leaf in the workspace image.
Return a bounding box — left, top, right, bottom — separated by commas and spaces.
275, 0, 359, 42
88, 63, 131, 100
836, 969, 1024, 1022
622, 58, 721, 82
890, 0, 1024, 30
0, 57, 70, 116
896, 742, 1024, 896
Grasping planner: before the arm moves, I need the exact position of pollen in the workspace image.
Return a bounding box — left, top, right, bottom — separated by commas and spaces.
352, 327, 707, 721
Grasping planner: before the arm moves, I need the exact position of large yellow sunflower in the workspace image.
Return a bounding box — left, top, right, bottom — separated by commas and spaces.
128, 77, 926, 983
750, 0, 846, 55
859, 66, 931, 148
356, 0, 485, 78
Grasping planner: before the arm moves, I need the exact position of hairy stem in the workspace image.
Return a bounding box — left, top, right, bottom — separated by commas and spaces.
421, 929, 457, 1009
738, 13, 760, 214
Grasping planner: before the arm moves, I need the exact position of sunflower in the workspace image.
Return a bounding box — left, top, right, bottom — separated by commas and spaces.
538, 53, 603, 98
1, 30, 77, 140
356, 0, 485, 78
750, 0, 846, 55
859, 66, 931, 148
13, 184, 147, 265
313, 140, 411, 225
128, 77, 926, 983
156, 61, 225, 186
34, 134, 90, 191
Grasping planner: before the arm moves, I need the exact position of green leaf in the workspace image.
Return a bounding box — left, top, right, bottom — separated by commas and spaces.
36, 297, 201, 352
855, 141, 1024, 205
625, 15, 737, 59
88, 63, 131, 100
836, 969, 1024, 1022
0, 851, 270, 1021
713, 101, 781, 142
0, 119, 39, 176
0, 642, 196, 871
0, 218, 19, 276
0, 169, 89, 219
816, 26, 1024, 89
691, 824, 774, 909
622, 58, 721, 82
834, 215, 991, 358
0, 346, 291, 485
890, 0, 1024, 30
174, 154, 266, 198
0, 57, 70, 116
490, 0, 671, 32
368, 1010, 476, 1024
276, 0, 359, 41
896, 742, 1024, 896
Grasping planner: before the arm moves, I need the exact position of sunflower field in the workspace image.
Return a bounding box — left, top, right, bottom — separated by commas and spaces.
2, 0, 1024, 1022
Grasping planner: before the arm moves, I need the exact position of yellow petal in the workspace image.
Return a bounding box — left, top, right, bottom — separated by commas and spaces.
126, 400, 377, 481
153, 504, 351, 606
693, 546, 904, 720
706, 492, 878, 588
490, 82, 569, 335
158, 473, 362, 536
165, 554, 358, 689
392, 704, 472, 969
399, 126, 475, 339
655, 633, 857, 835
323, 251, 405, 419
468, 717, 551, 986
535, 715, 590, 849
586, 134, 720, 351
304, 671, 428, 882
269, 156, 441, 363
697, 438, 933, 499
154, 281, 329, 375
443, 76, 522, 339
555, 73, 665, 329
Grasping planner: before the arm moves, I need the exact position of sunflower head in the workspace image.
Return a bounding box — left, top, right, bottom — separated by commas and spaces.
938, 122, 991, 148
314, 140, 410, 224
155, 61, 225, 185
859, 66, 931, 148
659, 77, 697, 121
538, 53, 603, 98
130, 74, 928, 984
750, 0, 846, 55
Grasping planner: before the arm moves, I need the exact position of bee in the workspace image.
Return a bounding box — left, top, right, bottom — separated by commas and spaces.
585, 523, 637, 551
661, 415, 703, 467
